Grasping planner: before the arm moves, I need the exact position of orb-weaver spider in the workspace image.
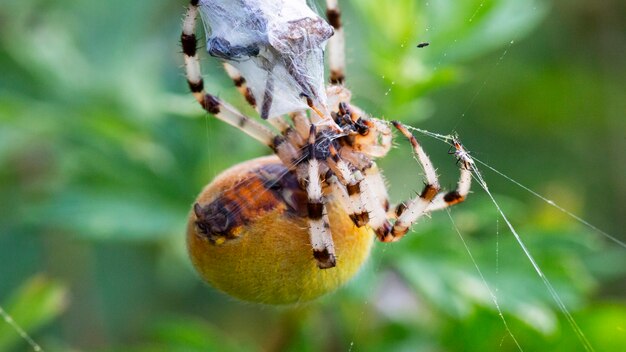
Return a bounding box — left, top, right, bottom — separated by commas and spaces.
181, 0, 472, 304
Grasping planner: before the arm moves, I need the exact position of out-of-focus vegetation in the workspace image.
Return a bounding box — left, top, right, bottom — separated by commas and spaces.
1, 0, 625, 350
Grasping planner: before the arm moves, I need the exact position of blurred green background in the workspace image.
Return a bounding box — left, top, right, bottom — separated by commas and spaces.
1, 0, 625, 351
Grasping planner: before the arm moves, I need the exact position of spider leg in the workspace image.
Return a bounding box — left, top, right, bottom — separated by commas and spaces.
325, 0, 346, 84
222, 63, 257, 108
223, 55, 306, 141
326, 144, 394, 240
269, 113, 304, 151
424, 151, 472, 212
327, 144, 369, 227
363, 163, 391, 216
181, 0, 275, 146
387, 121, 442, 240
290, 110, 312, 141
302, 126, 336, 269
360, 168, 394, 241
366, 119, 393, 157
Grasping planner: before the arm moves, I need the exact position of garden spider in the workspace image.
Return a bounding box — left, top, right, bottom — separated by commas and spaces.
181, 0, 472, 303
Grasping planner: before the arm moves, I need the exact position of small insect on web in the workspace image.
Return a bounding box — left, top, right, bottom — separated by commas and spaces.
180, 0, 473, 305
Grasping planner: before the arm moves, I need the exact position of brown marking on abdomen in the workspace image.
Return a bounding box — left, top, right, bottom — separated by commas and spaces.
193, 162, 307, 243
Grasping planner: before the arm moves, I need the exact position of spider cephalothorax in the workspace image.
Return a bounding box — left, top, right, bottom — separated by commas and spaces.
181, 0, 472, 304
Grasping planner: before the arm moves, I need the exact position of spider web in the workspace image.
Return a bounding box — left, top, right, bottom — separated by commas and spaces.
197, 0, 331, 119
345, 1, 625, 351
337, 118, 625, 351
395, 124, 603, 351
2, 1, 624, 351
0, 306, 42, 352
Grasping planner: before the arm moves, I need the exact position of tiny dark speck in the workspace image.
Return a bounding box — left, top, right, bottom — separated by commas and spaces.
417, 42, 430, 48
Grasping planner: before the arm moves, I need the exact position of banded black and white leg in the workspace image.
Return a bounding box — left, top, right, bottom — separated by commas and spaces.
425, 140, 472, 212
326, 143, 394, 242
360, 165, 394, 241
327, 144, 369, 227
387, 121, 471, 240
325, 0, 346, 84
222, 58, 307, 142
181, 0, 277, 146
222, 63, 257, 108
302, 125, 336, 269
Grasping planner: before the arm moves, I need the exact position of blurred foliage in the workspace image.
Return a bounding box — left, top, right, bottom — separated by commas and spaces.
0, 276, 67, 352
1, 0, 625, 351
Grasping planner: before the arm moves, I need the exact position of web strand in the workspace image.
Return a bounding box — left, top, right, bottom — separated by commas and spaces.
445, 210, 523, 351
0, 305, 43, 352
472, 157, 626, 250
401, 125, 614, 352
402, 124, 624, 250
466, 156, 595, 352
453, 40, 514, 131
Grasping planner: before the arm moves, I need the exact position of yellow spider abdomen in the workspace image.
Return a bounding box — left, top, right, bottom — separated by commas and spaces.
187, 156, 374, 304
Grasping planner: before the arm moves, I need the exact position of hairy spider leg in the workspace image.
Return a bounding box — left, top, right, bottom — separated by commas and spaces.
362, 118, 393, 157
325, 0, 346, 84
388, 121, 442, 240
326, 103, 395, 241
360, 169, 394, 240
303, 125, 337, 269
222, 61, 314, 145
425, 141, 472, 212
387, 121, 470, 240
363, 163, 391, 213
325, 101, 395, 239
222, 63, 257, 108
327, 144, 370, 227
181, 0, 276, 146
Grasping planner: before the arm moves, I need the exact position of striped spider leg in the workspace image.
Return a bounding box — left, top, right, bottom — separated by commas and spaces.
331, 118, 471, 243
300, 125, 337, 268
387, 122, 472, 240
182, 0, 472, 270
325, 0, 346, 84
181, 0, 341, 269
181, 1, 276, 146
222, 63, 257, 108
426, 140, 473, 212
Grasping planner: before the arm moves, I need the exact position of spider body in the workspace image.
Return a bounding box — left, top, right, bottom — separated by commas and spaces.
181, 0, 472, 304
188, 156, 375, 304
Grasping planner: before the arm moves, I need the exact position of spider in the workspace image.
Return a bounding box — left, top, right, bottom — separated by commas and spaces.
181, 0, 472, 304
